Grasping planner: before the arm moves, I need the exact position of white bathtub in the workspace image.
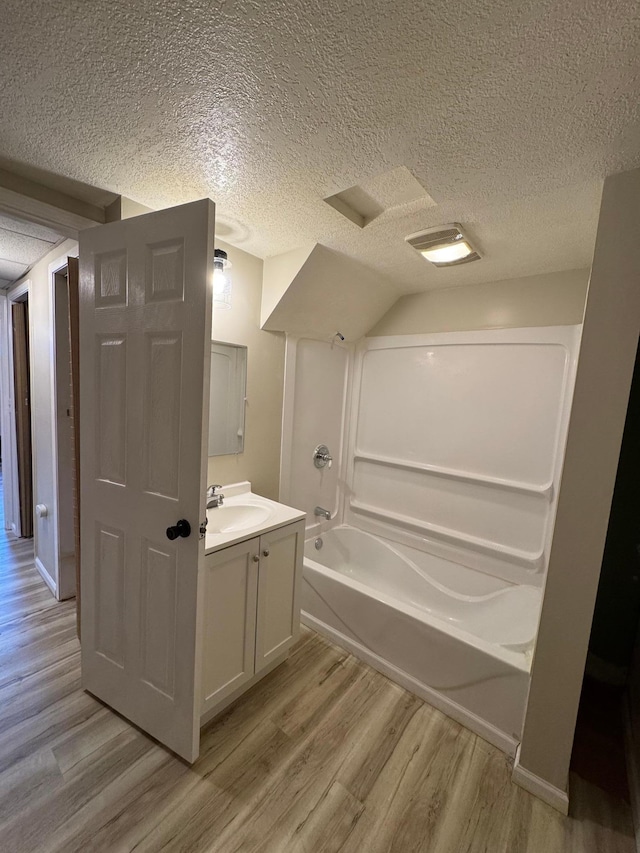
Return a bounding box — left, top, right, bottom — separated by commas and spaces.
301, 525, 541, 754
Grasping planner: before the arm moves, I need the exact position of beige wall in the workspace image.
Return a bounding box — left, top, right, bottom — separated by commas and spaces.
262, 245, 400, 342
207, 240, 285, 500
368, 268, 589, 336
517, 168, 640, 800
261, 244, 314, 328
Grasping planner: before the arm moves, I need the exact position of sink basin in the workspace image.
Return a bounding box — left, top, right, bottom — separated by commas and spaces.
206, 502, 273, 534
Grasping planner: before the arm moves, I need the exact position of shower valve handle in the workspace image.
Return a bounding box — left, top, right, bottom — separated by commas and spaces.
313, 445, 333, 469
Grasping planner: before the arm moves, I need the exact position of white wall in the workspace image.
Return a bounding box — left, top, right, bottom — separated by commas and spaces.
368, 269, 589, 336
261, 244, 314, 328
262, 245, 400, 342
54, 271, 75, 581
208, 240, 285, 500
280, 337, 351, 526
14, 239, 78, 592
515, 168, 640, 808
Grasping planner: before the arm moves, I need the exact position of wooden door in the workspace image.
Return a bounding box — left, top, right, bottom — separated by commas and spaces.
201, 538, 259, 715
12, 300, 33, 538
255, 520, 304, 672
79, 199, 214, 762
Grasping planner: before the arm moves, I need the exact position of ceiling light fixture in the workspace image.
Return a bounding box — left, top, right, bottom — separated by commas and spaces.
213, 248, 232, 310
405, 224, 481, 267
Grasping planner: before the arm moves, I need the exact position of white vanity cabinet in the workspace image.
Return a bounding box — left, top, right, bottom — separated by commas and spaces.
201, 518, 305, 721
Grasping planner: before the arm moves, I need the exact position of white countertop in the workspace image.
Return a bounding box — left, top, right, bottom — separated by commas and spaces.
204, 481, 305, 554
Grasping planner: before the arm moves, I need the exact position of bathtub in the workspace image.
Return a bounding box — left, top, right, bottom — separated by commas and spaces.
301, 525, 541, 754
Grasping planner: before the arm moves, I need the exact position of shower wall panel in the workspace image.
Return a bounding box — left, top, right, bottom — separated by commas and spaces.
345, 327, 581, 586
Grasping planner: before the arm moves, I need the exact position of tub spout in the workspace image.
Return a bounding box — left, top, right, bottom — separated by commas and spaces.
314, 506, 331, 520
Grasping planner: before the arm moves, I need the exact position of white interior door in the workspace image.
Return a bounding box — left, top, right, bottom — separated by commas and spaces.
79, 199, 214, 762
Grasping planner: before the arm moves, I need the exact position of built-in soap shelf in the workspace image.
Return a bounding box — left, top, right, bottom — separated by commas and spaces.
352, 452, 554, 499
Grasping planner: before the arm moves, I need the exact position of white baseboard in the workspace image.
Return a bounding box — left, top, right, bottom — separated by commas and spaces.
302, 611, 518, 757
623, 696, 640, 853
512, 743, 569, 814
34, 556, 57, 598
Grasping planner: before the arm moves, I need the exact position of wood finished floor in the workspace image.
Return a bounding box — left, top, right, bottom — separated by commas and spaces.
0, 517, 635, 851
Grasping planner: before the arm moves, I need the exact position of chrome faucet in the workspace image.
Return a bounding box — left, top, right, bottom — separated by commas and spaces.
314, 506, 331, 520
207, 484, 225, 508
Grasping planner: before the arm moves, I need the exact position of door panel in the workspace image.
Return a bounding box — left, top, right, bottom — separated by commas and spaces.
146, 239, 185, 301
96, 335, 127, 484
201, 538, 259, 713
95, 249, 127, 307
255, 521, 304, 672
140, 539, 178, 697
95, 524, 125, 666
80, 199, 214, 762
143, 333, 182, 497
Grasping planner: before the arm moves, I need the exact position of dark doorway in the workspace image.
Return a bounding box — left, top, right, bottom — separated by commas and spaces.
12, 297, 33, 539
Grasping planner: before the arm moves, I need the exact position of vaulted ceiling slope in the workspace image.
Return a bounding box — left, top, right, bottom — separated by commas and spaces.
1, 0, 638, 293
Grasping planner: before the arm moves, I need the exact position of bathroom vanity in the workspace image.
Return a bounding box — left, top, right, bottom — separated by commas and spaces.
201, 482, 305, 724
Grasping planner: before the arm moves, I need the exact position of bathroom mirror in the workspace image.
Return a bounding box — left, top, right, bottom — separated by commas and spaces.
208, 341, 247, 456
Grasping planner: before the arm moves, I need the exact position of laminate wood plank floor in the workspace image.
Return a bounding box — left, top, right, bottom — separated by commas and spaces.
0, 509, 635, 852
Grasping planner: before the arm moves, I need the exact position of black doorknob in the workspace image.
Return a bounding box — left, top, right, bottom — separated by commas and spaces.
166, 519, 191, 541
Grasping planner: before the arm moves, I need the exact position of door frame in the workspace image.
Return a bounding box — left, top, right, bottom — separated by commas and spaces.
0, 293, 13, 530
2, 279, 33, 541
49, 250, 78, 599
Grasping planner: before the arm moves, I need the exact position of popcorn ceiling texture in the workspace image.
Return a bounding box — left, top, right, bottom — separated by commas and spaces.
0, 0, 639, 294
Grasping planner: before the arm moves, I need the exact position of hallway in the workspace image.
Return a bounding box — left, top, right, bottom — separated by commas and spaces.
0, 513, 635, 852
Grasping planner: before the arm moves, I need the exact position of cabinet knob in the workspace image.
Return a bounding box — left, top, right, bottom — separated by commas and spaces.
252, 554, 260, 563
262, 549, 270, 557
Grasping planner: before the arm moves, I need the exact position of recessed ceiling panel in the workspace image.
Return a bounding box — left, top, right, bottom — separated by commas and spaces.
0, 212, 63, 243
0, 229, 56, 266
0, 213, 63, 287
324, 166, 436, 228
0, 258, 28, 281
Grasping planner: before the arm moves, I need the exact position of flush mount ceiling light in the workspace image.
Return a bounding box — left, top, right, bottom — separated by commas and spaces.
213, 248, 232, 310
405, 224, 481, 267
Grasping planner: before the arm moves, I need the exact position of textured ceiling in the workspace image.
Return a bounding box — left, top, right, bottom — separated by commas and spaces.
0, 213, 63, 287
0, 0, 639, 294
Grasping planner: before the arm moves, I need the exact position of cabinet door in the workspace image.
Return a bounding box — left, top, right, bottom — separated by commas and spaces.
201, 537, 259, 714
255, 520, 304, 672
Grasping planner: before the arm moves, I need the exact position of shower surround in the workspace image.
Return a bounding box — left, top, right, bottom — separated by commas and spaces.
280, 327, 580, 752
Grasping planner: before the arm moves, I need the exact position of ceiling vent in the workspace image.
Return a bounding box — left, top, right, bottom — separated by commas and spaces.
406, 224, 481, 267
